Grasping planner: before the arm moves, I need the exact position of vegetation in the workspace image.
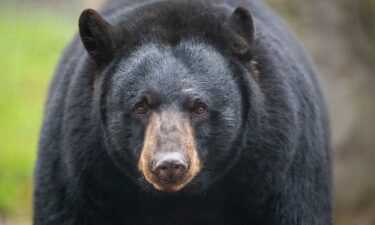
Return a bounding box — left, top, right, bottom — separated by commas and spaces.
0, 6, 75, 222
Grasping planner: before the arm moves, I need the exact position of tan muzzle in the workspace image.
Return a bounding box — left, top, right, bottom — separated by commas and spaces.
138, 112, 201, 192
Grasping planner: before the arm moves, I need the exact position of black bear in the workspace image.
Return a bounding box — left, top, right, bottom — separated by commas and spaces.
34, 0, 332, 224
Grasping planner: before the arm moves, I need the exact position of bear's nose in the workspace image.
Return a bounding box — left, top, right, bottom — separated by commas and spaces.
151, 153, 188, 184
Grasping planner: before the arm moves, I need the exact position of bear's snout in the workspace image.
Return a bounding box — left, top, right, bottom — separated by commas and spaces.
151, 152, 188, 185
138, 112, 201, 192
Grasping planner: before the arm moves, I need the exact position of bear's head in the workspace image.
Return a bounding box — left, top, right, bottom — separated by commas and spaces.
78, 2, 258, 193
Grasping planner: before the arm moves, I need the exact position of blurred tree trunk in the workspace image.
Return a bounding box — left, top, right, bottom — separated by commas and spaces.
266, 0, 375, 224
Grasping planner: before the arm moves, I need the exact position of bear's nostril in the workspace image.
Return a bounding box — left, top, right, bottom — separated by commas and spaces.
159, 165, 169, 171
154, 161, 187, 183
151, 153, 188, 184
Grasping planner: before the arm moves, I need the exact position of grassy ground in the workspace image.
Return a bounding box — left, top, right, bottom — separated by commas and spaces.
0, 5, 75, 223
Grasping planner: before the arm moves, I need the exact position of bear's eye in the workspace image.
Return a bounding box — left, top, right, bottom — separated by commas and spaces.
193, 102, 207, 116
134, 102, 148, 115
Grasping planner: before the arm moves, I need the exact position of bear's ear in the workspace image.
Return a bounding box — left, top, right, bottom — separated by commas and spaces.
228, 6, 255, 56
79, 9, 115, 65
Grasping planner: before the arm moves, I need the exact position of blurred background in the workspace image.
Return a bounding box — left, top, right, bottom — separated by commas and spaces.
0, 0, 374, 224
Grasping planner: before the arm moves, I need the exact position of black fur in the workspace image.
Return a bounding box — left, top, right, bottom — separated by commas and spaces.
34, 0, 332, 224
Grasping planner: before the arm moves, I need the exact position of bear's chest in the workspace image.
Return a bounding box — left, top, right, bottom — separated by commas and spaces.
135, 205, 230, 225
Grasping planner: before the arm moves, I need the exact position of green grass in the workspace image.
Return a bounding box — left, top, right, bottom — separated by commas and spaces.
0, 6, 76, 219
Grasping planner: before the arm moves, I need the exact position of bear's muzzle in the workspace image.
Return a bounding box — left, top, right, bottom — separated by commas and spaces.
138, 111, 201, 192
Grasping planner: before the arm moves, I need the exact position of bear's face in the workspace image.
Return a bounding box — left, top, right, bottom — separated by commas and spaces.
78, 5, 256, 193
101, 41, 244, 192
